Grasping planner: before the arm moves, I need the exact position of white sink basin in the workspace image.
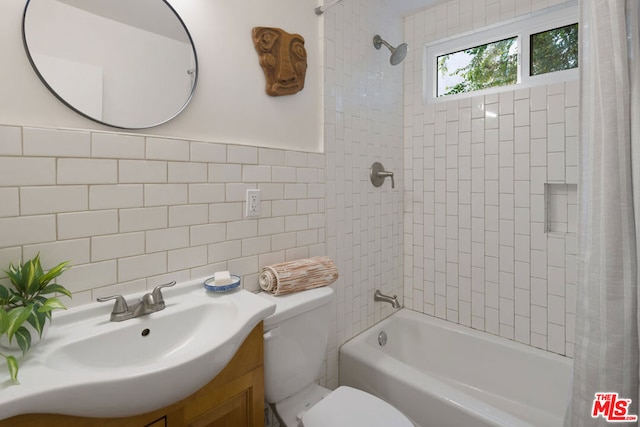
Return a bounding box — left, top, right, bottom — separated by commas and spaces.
46, 303, 238, 372
0, 279, 275, 420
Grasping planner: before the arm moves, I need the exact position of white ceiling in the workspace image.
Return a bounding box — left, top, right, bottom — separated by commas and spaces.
390, 0, 446, 17
56, 0, 445, 42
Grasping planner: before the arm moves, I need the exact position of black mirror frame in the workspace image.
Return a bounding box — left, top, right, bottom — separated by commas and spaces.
21, 0, 199, 130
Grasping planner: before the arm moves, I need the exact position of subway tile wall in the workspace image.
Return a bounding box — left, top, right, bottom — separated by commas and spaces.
0, 125, 326, 308
403, 0, 577, 356
322, 0, 405, 388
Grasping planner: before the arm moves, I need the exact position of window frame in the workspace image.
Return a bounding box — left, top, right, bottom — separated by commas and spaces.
423, 2, 578, 104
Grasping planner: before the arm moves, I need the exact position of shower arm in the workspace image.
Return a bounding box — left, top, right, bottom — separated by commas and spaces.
314, 0, 343, 15
374, 37, 393, 51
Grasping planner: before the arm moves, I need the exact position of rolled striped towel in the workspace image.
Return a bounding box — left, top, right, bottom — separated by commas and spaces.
259, 256, 339, 295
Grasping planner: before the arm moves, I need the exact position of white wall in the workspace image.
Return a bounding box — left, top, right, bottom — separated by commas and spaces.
0, 0, 322, 152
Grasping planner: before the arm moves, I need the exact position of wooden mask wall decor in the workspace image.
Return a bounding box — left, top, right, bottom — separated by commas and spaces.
252, 27, 307, 97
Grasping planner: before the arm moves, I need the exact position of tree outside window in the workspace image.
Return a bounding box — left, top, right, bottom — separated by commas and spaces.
437, 37, 518, 97
531, 23, 578, 76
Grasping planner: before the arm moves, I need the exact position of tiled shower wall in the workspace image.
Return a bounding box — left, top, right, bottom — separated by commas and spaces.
322, 0, 405, 388
0, 125, 326, 307
403, 0, 577, 356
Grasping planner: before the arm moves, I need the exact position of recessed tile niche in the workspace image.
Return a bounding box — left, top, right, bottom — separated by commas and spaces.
545, 183, 577, 234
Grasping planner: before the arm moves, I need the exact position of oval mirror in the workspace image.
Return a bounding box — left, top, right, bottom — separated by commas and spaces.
22, 0, 198, 129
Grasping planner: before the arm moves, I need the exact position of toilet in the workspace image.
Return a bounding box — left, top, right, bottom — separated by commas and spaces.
258, 287, 413, 427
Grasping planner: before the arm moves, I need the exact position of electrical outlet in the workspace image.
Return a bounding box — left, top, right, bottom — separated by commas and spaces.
246, 189, 261, 217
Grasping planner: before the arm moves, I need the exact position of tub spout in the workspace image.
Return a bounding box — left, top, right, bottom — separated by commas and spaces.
374, 290, 401, 309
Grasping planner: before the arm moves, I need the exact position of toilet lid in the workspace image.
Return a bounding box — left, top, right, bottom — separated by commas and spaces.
302, 386, 413, 427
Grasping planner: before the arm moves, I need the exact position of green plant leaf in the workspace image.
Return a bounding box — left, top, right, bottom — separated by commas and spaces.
38, 261, 70, 287
38, 298, 67, 313
32, 295, 47, 307
24, 258, 40, 295
33, 253, 44, 277
14, 326, 32, 355
3, 355, 19, 383
0, 308, 8, 335
28, 307, 52, 337
6, 306, 33, 340
5, 262, 22, 289
41, 283, 72, 299
28, 309, 44, 336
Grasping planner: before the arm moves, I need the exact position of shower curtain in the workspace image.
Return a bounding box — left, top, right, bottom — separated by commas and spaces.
565, 1, 640, 425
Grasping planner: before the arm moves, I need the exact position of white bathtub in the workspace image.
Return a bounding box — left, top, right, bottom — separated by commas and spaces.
339, 309, 572, 427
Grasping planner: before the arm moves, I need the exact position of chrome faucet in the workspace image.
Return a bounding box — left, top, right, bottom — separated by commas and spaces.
374, 289, 401, 309
97, 281, 176, 322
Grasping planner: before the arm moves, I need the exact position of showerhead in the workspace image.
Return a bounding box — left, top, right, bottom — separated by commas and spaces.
390, 42, 408, 65
373, 35, 408, 66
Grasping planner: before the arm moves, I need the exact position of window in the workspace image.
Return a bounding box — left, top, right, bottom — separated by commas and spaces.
530, 23, 579, 76
437, 36, 518, 97
425, 4, 578, 102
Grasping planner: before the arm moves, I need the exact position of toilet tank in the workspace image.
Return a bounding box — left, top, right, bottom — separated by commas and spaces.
258, 287, 334, 404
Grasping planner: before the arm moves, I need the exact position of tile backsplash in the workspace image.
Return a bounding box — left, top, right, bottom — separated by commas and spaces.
0, 125, 325, 307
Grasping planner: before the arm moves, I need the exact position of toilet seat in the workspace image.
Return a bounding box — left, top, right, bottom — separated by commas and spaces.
301, 386, 413, 427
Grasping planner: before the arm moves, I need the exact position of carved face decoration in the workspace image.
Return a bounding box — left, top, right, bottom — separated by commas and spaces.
252, 27, 307, 96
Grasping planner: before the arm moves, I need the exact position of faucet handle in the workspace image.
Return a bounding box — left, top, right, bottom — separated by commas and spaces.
97, 295, 128, 314
370, 162, 395, 189
378, 171, 395, 189
151, 281, 176, 305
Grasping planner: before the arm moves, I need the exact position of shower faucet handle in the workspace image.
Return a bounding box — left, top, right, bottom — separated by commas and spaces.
370, 162, 395, 189
377, 170, 395, 189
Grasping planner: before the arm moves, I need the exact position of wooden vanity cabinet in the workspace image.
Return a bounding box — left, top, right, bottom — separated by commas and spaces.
1, 322, 265, 427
